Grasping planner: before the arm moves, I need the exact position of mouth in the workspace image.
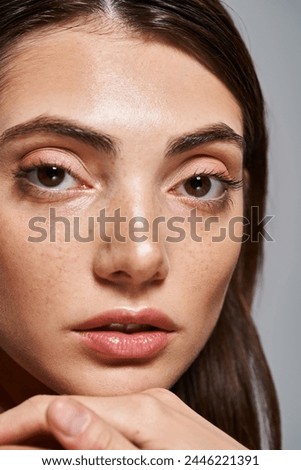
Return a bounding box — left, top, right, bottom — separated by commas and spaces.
73, 308, 176, 360
88, 323, 160, 333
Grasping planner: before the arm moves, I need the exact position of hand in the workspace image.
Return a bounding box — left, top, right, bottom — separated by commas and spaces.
0, 389, 246, 450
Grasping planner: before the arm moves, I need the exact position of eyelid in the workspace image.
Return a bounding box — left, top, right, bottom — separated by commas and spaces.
19, 147, 101, 189
170, 174, 242, 214
164, 154, 232, 188
166, 159, 243, 215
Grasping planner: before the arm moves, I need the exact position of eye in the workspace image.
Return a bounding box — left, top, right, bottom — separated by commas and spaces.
176, 174, 225, 200
24, 165, 82, 190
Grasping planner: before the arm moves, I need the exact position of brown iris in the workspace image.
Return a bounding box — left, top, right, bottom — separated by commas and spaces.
36, 166, 66, 187
184, 175, 211, 198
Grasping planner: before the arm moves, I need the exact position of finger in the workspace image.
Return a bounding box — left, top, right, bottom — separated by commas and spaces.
0, 390, 176, 446
0, 395, 51, 444
76, 389, 183, 447
0, 389, 178, 447
0, 445, 40, 449
47, 397, 137, 450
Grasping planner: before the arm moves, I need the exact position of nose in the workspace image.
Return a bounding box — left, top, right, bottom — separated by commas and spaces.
93, 211, 169, 291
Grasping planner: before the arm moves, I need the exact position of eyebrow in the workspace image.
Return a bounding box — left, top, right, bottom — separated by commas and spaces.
0, 116, 120, 156
165, 123, 245, 158
0, 116, 245, 158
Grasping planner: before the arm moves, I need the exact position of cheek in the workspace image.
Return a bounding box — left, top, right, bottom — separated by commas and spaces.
176, 209, 242, 296
0, 210, 87, 337
174, 227, 242, 359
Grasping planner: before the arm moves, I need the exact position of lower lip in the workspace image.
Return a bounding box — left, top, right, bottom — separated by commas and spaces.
77, 330, 170, 360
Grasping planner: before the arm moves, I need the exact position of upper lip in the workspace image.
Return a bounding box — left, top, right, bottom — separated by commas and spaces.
73, 308, 176, 332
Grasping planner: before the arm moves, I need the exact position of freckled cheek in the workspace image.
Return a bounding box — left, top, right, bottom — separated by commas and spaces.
174, 231, 241, 337
0, 214, 88, 327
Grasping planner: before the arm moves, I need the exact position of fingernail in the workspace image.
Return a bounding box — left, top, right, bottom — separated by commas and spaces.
48, 399, 91, 437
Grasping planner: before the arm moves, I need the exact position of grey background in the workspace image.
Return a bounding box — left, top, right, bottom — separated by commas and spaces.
225, 0, 301, 450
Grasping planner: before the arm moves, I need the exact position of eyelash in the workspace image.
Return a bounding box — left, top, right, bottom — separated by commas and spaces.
171, 169, 243, 212
13, 159, 88, 201
13, 160, 243, 213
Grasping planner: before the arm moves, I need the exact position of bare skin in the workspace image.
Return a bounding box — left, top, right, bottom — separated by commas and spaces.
0, 22, 245, 448
0, 390, 246, 449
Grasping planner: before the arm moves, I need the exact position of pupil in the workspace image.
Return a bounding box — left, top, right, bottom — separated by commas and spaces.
184, 175, 211, 197
37, 166, 65, 187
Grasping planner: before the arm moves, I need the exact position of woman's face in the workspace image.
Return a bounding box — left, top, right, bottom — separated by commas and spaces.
0, 23, 244, 399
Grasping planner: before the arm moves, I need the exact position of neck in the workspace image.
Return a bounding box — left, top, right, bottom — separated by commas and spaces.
0, 349, 55, 411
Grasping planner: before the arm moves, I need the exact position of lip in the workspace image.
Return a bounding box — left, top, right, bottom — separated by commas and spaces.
73, 308, 176, 360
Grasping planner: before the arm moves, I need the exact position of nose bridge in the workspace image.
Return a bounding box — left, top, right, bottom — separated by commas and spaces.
93, 178, 169, 288
116, 191, 153, 239
108, 170, 166, 240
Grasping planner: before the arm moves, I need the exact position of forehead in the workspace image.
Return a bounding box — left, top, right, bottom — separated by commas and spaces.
0, 25, 243, 137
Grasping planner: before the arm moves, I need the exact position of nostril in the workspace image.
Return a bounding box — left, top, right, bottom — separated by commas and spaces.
111, 270, 131, 279
93, 241, 169, 287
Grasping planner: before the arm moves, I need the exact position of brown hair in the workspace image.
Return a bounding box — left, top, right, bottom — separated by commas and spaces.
0, 0, 281, 449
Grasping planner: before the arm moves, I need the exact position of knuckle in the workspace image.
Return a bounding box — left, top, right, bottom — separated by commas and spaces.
87, 425, 115, 450
22, 395, 52, 431
134, 392, 164, 417
26, 394, 49, 411
26, 394, 55, 423
144, 388, 179, 404
99, 428, 115, 450
146, 387, 172, 398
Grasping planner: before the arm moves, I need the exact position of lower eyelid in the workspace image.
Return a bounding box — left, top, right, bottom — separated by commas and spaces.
176, 192, 234, 214
14, 173, 94, 203
14, 169, 93, 203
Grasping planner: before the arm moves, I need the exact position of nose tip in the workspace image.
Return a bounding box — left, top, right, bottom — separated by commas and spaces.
93, 237, 169, 290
